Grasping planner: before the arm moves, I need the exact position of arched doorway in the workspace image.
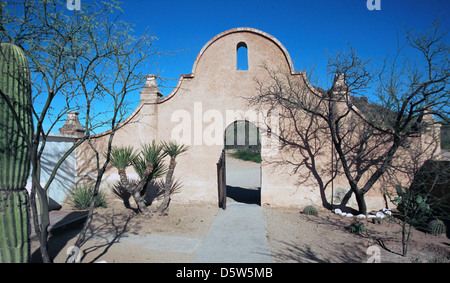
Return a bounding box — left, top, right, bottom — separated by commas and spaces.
223, 120, 261, 205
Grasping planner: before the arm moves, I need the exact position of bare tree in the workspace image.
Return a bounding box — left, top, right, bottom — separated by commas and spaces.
382, 128, 448, 257
67, 20, 156, 262
252, 70, 340, 210
0, 0, 158, 262
252, 20, 449, 215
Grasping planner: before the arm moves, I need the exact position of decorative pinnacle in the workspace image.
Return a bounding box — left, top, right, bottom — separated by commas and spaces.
59, 111, 85, 138
140, 74, 162, 103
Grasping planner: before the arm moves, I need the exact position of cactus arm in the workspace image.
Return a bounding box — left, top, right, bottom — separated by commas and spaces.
0, 89, 32, 149
0, 190, 29, 263
0, 43, 32, 263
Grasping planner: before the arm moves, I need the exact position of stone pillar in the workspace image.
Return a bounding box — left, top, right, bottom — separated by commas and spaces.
329, 73, 350, 119
138, 75, 162, 143
331, 73, 348, 95
59, 111, 85, 138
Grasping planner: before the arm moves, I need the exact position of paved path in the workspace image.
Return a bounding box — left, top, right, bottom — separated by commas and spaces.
39, 154, 271, 263
31, 210, 88, 238
193, 202, 271, 263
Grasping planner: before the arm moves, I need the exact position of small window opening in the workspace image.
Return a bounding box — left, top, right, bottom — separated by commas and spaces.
237, 42, 248, 71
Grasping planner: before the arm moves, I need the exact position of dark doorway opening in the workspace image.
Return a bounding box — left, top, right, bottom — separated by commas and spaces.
224, 120, 261, 205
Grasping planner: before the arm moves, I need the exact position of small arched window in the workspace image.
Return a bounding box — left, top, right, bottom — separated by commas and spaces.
236, 42, 248, 71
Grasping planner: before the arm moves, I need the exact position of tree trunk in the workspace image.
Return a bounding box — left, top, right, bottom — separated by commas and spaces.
68, 162, 109, 263
401, 210, 413, 257
354, 189, 367, 215
156, 158, 176, 214
30, 185, 51, 263
117, 168, 150, 215
132, 189, 150, 215
339, 189, 354, 208
118, 168, 129, 187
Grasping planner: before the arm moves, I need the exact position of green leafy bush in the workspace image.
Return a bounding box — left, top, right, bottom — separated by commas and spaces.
68, 185, 107, 210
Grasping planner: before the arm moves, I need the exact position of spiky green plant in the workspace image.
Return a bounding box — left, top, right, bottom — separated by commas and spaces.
162, 140, 190, 160
0, 43, 33, 263
302, 205, 318, 216
156, 141, 189, 214
349, 220, 366, 234
108, 145, 153, 214
428, 219, 446, 235
110, 180, 132, 209
68, 185, 107, 210
109, 146, 137, 169
133, 141, 168, 181
108, 141, 168, 215
109, 146, 137, 185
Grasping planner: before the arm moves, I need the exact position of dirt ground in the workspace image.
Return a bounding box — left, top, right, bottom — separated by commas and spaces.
30, 199, 218, 263
30, 198, 449, 263
264, 207, 449, 263
30, 155, 449, 263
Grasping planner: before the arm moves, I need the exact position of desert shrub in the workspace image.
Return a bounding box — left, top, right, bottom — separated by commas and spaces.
68, 185, 107, 210
232, 149, 261, 163
302, 205, 318, 216
349, 220, 366, 234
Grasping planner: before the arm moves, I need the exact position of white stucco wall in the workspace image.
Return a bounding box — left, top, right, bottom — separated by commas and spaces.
26, 134, 78, 207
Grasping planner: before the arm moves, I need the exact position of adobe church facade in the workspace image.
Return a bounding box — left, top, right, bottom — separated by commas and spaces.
73, 28, 440, 211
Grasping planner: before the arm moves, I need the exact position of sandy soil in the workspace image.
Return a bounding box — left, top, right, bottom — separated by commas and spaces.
31, 200, 449, 263
264, 207, 450, 263
30, 155, 449, 263
30, 200, 219, 263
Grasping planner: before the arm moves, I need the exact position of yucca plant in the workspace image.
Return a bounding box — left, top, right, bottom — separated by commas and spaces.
68, 185, 107, 210
108, 146, 136, 209
133, 141, 168, 181
155, 140, 189, 214
109, 146, 137, 185
110, 180, 132, 209
109, 145, 153, 214
0, 43, 33, 263
133, 141, 168, 214
153, 178, 183, 203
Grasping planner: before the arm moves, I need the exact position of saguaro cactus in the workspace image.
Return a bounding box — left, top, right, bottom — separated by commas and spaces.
0, 43, 33, 263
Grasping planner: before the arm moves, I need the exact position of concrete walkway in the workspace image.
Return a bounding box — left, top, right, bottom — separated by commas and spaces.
31, 210, 88, 239
193, 202, 271, 263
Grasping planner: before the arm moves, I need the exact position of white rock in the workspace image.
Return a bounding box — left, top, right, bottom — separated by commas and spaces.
356, 214, 366, 218
375, 212, 385, 218
346, 213, 354, 217
367, 215, 376, 218
334, 208, 342, 214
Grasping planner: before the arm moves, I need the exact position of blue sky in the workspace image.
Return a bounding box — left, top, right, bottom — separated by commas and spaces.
38, 0, 448, 133
119, 0, 449, 96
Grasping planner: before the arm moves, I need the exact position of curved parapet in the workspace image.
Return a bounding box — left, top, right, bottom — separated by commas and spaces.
159, 27, 322, 103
